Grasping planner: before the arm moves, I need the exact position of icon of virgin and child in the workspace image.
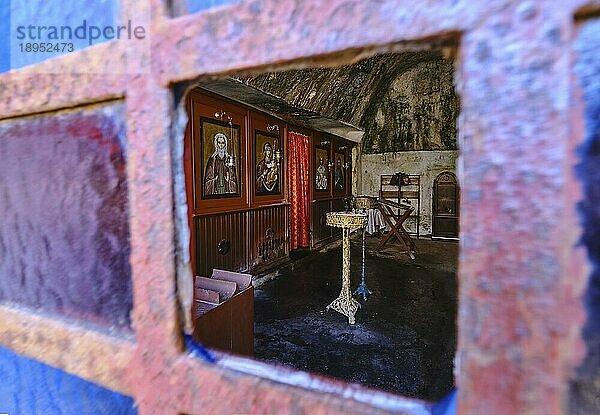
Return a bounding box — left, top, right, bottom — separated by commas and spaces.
256, 141, 279, 194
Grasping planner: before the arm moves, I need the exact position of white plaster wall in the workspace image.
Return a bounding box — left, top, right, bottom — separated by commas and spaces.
351, 145, 362, 196
358, 150, 458, 237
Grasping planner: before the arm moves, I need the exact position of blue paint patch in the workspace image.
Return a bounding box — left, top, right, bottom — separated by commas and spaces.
576, 20, 600, 355
184, 334, 217, 363
0, 1, 10, 72
571, 18, 600, 413
432, 387, 457, 415
10, 0, 119, 70
186, 0, 242, 14
0, 345, 137, 415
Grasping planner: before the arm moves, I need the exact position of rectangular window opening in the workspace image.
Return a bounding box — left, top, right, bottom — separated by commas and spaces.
177, 44, 461, 405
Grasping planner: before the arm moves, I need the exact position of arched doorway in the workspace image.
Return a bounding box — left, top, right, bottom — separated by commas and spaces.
433, 171, 459, 239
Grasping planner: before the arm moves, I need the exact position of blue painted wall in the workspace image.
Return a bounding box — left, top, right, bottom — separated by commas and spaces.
0, 0, 242, 73
186, 0, 242, 14
0, 1, 10, 72
0, 346, 137, 415
8, 0, 119, 71
571, 18, 600, 414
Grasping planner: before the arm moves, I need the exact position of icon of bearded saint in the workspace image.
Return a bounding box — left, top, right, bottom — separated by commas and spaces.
204, 132, 237, 195
316, 157, 328, 190
256, 142, 278, 193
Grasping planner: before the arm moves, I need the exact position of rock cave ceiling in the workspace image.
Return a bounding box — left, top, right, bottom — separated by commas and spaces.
197, 50, 459, 152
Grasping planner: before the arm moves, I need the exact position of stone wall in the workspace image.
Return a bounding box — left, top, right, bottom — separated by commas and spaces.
359, 151, 458, 236
362, 58, 458, 153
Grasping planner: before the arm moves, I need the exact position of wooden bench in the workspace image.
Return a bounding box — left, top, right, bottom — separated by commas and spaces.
193, 269, 254, 357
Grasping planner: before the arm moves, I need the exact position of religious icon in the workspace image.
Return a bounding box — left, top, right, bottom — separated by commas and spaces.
255, 131, 281, 195
401, 173, 411, 186
200, 117, 241, 199
334, 153, 344, 191
315, 147, 329, 191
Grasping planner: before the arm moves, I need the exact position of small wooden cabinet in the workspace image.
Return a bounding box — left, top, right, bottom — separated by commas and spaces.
193, 270, 254, 357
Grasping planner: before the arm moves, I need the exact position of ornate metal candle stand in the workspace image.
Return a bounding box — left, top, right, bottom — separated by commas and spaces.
325, 211, 368, 324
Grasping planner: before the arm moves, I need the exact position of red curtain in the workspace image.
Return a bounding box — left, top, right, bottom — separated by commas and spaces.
288, 131, 310, 249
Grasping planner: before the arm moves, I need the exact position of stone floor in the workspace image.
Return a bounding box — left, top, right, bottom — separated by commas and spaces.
253, 235, 458, 402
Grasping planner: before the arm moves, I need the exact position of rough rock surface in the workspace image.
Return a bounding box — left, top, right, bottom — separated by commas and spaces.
243, 51, 459, 153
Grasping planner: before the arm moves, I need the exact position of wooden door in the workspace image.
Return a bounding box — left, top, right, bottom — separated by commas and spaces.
433, 172, 459, 238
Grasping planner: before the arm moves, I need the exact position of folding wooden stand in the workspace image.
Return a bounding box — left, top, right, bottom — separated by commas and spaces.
379, 173, 421, 238
376, 198, 417, 259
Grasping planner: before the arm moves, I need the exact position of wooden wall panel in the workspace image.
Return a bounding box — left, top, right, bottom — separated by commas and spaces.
250, 205, 289, 268
331, 198, 344, 238
312, 132, 333, 200
311, 200, 332, 247
331, 198, 344, 211
189, 90, 249, 215
194, 211, 248, 276
187, 88, 356, 275
250, 112, 286, 207
333, 139, 349, 198
229, 286, 255, 356
308, 134, 354, 249
193, 286, 254, 357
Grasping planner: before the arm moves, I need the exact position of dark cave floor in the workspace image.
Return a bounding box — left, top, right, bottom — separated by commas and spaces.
253, 235, 458, 402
